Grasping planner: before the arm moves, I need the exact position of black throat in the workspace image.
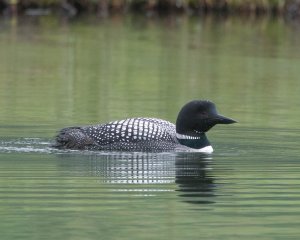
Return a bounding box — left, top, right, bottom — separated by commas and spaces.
176, 133, 211, 149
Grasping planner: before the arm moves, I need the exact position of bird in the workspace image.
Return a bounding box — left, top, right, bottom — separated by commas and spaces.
53, 100, 236, 153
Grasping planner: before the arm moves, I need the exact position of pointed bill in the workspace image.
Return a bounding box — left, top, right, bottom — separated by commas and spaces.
215, 114, 237, 124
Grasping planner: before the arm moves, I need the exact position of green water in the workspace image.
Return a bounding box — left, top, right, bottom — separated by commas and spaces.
0, 15, 300, 239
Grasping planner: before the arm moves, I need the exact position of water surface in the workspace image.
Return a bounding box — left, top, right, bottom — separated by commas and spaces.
0, 15, 300, 239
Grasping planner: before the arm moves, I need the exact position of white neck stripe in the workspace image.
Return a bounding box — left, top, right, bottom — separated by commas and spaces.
176, 133, 202, 140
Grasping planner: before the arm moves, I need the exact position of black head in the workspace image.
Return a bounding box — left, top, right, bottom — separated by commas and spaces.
176, 100, 237, 135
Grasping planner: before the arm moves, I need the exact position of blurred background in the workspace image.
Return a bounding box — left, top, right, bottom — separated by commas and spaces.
1, 0, 300, 137
1, 2, 300, 240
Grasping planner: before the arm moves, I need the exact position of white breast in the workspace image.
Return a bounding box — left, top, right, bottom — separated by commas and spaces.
196, 145, 214, 153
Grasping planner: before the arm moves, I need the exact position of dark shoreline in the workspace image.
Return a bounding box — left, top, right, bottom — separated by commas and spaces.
1, 0, 300, 20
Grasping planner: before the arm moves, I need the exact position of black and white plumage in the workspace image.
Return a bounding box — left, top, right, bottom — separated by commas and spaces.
54, 100, 236, 153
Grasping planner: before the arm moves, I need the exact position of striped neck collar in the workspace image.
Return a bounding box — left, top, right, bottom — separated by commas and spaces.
176, 133, 202, 140
176, 132, 210, 149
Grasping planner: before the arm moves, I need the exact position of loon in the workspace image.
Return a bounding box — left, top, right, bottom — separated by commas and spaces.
54, 100, 236, 153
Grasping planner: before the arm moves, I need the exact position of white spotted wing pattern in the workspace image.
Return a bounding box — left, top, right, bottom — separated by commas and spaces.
81, 118, 178, 151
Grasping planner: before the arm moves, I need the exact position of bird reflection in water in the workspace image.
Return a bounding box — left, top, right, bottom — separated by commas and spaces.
92, 152, 176, 185
175, 153, 216, 204
57, 151, 216, 204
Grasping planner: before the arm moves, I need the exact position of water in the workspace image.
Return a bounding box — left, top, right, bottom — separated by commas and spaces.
1, 15, 300, 239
